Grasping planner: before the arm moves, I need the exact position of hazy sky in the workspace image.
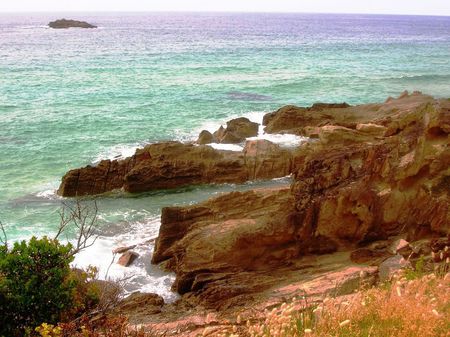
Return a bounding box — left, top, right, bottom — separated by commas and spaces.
1, 0, 450, 16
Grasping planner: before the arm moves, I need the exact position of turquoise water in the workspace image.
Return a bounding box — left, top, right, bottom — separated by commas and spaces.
1, 13, 450, 298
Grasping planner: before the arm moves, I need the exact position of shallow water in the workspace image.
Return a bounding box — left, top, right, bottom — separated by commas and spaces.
1, 12, 449, 300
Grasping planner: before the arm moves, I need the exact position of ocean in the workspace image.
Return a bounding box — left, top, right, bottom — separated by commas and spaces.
1, 12, 449, 300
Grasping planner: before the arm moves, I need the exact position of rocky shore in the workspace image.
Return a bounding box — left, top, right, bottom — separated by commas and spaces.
60, 91, 449, 335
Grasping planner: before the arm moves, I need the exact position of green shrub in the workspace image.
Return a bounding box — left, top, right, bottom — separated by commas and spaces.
0, 236, 86, 337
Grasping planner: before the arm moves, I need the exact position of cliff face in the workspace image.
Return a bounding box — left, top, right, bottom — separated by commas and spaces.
290, 92, 449, 245
150, 92, 449, 311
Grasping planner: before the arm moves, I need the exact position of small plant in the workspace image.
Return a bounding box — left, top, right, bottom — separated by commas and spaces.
0, 200, 102, 337
405, 255, 426, 280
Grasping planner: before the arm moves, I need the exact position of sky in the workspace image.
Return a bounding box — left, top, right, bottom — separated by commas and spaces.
1, 0, 450, 16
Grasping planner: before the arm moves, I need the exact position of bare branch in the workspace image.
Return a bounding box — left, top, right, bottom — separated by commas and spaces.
0, 221, 7, 248
56, 199, 99, 256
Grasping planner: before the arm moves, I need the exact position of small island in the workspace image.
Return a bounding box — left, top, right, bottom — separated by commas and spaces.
48, 19, 97, 29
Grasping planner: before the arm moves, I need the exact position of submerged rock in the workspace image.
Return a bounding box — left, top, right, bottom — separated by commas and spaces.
48, 19, 97, 29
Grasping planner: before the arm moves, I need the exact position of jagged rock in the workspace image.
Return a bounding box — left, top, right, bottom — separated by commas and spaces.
291, 93, 450, 251
263, 102, 353, 135
208, 117, 259, 144
118, 251, 139, 267
150, 92, 449, 309
58, 140, 293, 197
197, 130, 214, 144
48, 19, 97, 29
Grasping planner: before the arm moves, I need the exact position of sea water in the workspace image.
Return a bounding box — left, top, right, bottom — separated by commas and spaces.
1, 12, 450, 300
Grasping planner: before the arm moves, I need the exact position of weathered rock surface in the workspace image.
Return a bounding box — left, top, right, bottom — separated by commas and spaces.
150, 92, 449, 315
114, 292, 164, 320
263, 102, 352, 135
291, 92, 450, 249
58, 140, 293, 197
48, 19, 97, 29
197, 117, 259, 144
61, 92, 449, 334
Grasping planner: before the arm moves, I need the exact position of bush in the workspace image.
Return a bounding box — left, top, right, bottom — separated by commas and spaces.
0, 237, 100, 337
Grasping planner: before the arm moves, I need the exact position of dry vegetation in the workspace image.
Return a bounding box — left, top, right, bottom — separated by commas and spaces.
239, 271, 450, 337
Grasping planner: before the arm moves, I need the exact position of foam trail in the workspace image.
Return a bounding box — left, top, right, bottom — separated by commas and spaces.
72, 216, 179, 302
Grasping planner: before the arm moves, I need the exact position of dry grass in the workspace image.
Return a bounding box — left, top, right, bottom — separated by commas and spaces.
236, 271, 450, 337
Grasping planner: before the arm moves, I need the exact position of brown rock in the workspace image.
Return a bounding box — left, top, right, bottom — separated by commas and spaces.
118, 251, 139, 267
58, 140, 293, 197
197, 130, 214, 144
151, 93, 449, 310
48, 19, 97, 29
263, 102, 355, 135
211, 117, 259, 144
115, 292, 164, 320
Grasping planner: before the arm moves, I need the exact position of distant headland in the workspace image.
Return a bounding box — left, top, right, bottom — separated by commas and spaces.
48, 19, 97, 29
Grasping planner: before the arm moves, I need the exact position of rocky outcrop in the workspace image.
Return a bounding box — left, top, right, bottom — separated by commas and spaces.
263, 102, 351, 136
197, 117, 259, 144
58, 140, 293, 197
150, 92, 449, 314
152, 187, 296, 289
291, 92, 450, 249
48, 19, 97, 29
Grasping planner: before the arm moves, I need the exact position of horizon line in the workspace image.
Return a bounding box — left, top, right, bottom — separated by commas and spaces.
0, 10, 449, 17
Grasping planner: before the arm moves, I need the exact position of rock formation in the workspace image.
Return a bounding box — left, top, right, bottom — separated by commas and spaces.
150, 91, 449, 313
59, 92, 449, 334
197, 117, 259, 144
58, 139, 293, 197
48, 19, 97, 29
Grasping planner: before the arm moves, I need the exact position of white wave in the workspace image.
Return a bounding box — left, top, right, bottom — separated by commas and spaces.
72, 216, 179, 302
92, 142, 148, 164
247, 133, 308, 148
35, 189, 60, 200
207, 143, 243, 152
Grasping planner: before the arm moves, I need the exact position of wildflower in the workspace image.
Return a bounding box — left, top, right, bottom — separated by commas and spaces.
339, 319, 351, 327
432, 309, 440, 317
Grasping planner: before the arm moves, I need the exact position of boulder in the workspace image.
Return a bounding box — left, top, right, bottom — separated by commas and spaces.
197, 130, 214, 144
209, 117, 259, 144
118, 251, 139, 267
48, 19, 97, 29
